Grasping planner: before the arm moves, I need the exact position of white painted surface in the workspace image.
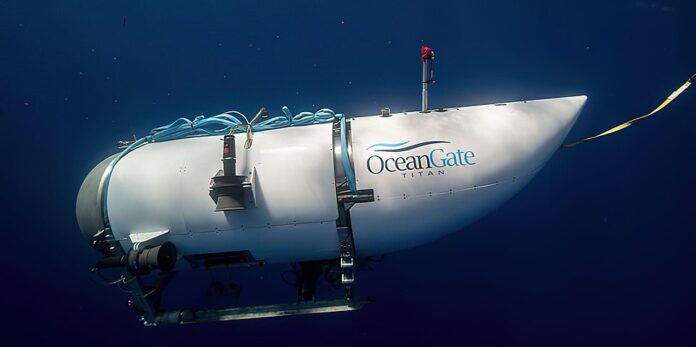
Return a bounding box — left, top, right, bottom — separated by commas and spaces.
349, 96, 586, 255
129, 230, 169, 243
108, 123, 340, 263
105, 96, 586, 262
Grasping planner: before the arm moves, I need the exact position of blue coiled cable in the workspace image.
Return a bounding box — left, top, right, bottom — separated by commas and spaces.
100, 107, 356, 225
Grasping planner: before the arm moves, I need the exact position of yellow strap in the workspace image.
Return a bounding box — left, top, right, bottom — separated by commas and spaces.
562, 73, 695, 148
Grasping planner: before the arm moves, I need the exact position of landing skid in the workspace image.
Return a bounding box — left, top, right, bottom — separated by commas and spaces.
153, 298, 366, 325
111, 257, 368, 325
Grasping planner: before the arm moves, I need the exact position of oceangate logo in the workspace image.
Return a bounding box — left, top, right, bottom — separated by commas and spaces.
366, 140, 476, 178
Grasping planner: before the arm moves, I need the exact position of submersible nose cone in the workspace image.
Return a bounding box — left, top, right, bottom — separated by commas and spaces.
76, 154, 118, 243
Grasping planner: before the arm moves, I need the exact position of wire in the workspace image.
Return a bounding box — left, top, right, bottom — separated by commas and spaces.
90, 268, 128, 285
141, 285, 160, 298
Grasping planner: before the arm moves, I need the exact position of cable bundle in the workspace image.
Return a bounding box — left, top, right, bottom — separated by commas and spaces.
101, 106, 343, 223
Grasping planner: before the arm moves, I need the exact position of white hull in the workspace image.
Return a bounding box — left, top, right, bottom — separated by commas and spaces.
99, 95, 586, 264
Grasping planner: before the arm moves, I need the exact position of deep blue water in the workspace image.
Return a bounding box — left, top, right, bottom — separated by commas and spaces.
2, 1, 695, 345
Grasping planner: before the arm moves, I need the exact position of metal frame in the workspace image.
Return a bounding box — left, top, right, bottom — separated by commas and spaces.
91, 116, 374, 325
331, 117, 375, 302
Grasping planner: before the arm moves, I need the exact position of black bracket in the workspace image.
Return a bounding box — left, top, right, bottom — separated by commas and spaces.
331, 118, 374, 302
210, 134, 250, 211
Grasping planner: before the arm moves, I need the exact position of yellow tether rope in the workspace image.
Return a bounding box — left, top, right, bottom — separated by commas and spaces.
563, 73, 695, 148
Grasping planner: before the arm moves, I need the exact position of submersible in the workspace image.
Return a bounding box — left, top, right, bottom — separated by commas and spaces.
76, 47, 587, 324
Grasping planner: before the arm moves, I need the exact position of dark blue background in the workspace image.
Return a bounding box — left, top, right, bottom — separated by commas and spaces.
1, 1, 695, 345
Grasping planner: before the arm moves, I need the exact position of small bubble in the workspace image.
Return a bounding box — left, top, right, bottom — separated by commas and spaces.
113, 99, 119, 103
23, 102, 29, 106
78, 71, 84, 75
113, 56, 117, 61
18, 23, 23, 28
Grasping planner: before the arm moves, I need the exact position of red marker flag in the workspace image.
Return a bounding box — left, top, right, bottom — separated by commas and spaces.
421, 46, 434, 62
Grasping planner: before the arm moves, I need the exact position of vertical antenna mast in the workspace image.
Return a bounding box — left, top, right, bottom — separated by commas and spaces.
421, 46, 435, 113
